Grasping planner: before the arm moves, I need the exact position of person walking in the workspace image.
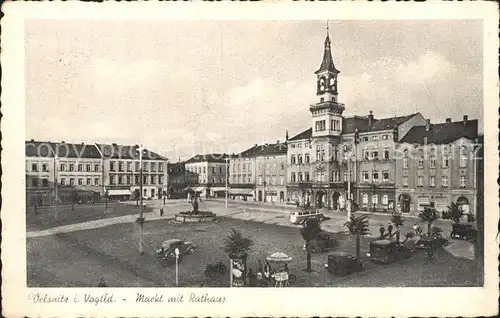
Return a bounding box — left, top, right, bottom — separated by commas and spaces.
387, 223, 394, 239
160, 208, 164, 217
97, 277, 107, 287
379, 225, 386, 239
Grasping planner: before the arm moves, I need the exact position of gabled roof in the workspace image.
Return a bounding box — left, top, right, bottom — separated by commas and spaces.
316, 33, 339, 74
343, 113, 419, 134
238, 145, 263, 158
186, 153, 228, 164
96, 143, 166, 160
289, 128, 312, 141
400, 120, 479, 145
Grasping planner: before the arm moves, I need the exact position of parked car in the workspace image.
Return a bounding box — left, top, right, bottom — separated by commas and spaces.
303, 231, 337, 253
367, 239, 412, 264
450, 223, 478, 240
155, 239, 197, 267
290, 209, 325, 225
416, 233, 449, 249
325, 253, 363, 276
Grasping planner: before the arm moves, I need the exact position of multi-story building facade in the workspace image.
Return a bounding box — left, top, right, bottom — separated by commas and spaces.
185, 154, 229, 198
396, 117, 479, 216
25, 140, 168, 206
286, 30, 426, 211
97, 143, 167, 200
255, 142, 288, 203
229, 145, 260, 200
167, 161, 187, 198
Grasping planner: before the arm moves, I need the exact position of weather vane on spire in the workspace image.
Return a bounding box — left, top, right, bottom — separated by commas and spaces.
326, 20, 329, 32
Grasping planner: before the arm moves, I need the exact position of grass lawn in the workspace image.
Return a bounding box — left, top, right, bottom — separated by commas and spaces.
26, 202, 153, 232
27, 217, 481, 288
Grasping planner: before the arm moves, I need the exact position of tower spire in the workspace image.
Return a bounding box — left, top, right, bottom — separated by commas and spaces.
315, 20, 338, 74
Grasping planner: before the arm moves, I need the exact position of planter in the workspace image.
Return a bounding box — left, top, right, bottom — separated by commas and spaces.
174, 211, 216, 223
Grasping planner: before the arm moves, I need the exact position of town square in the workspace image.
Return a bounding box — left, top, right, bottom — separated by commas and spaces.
23, 19, 484, 289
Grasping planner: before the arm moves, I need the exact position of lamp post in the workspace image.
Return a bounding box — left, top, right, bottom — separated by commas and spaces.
175, 248, 180, 287
225, 157, 230, 208
136, 144, 146, 255
53, 153, 59, 220
347, 153, 352, 220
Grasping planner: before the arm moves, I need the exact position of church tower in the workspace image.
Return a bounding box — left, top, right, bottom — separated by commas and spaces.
309, 24, 345, 205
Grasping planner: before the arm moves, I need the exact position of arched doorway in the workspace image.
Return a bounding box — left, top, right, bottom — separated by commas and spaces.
258, 190, 262, 202
315, 191, 326, 208
398, 194, 411, 213
456, 196, 470, 214
279, 191, 285, 203
332, 192, 341, 210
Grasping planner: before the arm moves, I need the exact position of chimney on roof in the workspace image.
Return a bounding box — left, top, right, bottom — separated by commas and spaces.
463, 115, 468, 126
30, 139, 34, 142
445, 118, 451, 123
425, 119, 431, 131
368, 110, 373, 127
61, 141, 65, 143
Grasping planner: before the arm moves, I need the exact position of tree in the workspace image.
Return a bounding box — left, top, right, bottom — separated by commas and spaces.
344, 214, 370, 261
446, 202, 463, 224
418, 207, 439, 235
223, 228, 253, 259
133, 189, 140, 206
300, 218, 322, 272
391, 212, 404, 245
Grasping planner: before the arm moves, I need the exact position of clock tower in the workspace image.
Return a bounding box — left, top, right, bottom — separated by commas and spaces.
309, 27, 345, 208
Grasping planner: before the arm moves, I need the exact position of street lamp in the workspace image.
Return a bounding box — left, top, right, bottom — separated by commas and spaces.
347, 153, 352, 220
53, 153, 59, 220
225, 157, 230, 209
135, 144, 146, 255
175, 248, 180, 287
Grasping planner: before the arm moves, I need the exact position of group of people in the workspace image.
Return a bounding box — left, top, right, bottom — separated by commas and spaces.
246, 259, 288, 287
379, 223, 423, 240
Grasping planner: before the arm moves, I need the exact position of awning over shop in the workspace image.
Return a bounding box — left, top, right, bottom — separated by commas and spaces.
108, 189, 132, 196
230, 189, 253, 195
211, 187, 228, 192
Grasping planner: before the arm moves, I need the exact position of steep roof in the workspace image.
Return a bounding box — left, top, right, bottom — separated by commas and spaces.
25, 141, 101, 159
96, 143, 166, 160
343, 113, 419, 134
238, 145, 263, 158
185, 153, 229, 164
289, 128, 313, 141
255, 142, 288, 157
315, 33, 339, 74
400, 120, 479, 145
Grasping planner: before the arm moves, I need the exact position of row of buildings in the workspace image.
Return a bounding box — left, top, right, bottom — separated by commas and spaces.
165, 31, 481, 217
25, 141, 168, 206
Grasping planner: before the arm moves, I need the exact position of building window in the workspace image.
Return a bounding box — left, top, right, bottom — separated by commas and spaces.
126, 162, 132, 171
151, 162, 156, 172
363, 150, 370, 161
135, 162, 140, 171
372, 150, 379, 160
70, 178, 75, 186
372, 136, 379, 141
95, 164, 100, 172
248, 163, 252, 171
61, 178, 66, 186
343, 171, 348, 182
442, 155, 449, 168
78, 164, 83, 172
442, 176, 449, 187
291, 173, 296, 183
316, 172, 325, 182
143, 176, 148, 185
460, 154, 468, 168
159, 175, 164, 184
85, 164, 91, 172
159, 163, 164, 172
429, 176, 435, 187
60, 164, 66, 171
383, 148, 390, 160
362, 136, 369, 142
331, 119, 340, 131
32, 163, 38, 172
402, 177, 408, 187
362, 194, 368, 204
110, 162, 115, 171
94, 178, 99, 186
78, 178, 83, 186
382, 171, 389, 182
460, 176, 466, 188
382, 135, 389, 140
298, 172, 303, 182
298, 155, 303, 164
42, 164, 48, 172
332, 171, 339, 182
403, 158, 409, 170
42, 179, 48, 187
290, 155, 296, 164
315, 120, 326, 131
117, 175, 122, 185
151, 175, 156, 184
418, 158, 424, 169
135, 175, 140, 185
305, 172, 310, 182
373, 171, 379, 183
86, 178, 91, 186
220, 167, 224, 173
417, 176, 424, 187
382, 195, 388, 205
143, 162, 149, 172
429, 157, 436, 169
362, 171, 369, 182
372, 194, 378, 205
32, 179, 38, 187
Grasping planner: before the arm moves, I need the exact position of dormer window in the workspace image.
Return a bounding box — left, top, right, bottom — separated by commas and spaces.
320, 97, 324, 102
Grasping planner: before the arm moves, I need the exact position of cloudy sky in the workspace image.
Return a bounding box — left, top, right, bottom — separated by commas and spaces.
25, 20, 483, 161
